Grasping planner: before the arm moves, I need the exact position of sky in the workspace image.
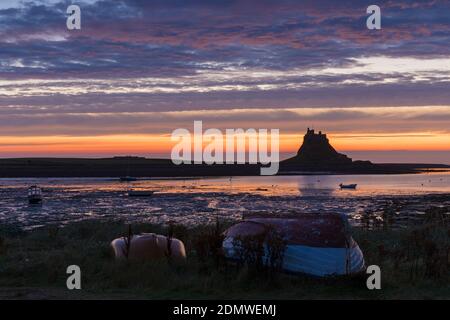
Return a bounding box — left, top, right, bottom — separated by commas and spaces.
0, 0, 449, 163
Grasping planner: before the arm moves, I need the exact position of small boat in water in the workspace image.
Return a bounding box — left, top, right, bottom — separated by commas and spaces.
339, 183, 357, 189
28, 185, 43, 204
127, 189, 154, 197
120, 176, 137, 182
223, 213, 365, 277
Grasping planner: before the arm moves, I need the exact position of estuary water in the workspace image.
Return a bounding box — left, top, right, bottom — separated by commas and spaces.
0, 172, 449, 230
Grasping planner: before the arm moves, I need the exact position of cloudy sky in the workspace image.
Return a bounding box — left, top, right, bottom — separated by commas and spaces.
0, 0, 449, 163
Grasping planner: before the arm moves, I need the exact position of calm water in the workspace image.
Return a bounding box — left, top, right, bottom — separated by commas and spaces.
1, 172, 449, 230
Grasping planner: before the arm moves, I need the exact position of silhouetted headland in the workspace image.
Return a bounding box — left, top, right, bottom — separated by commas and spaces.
280, 128, 449, 174
0, 129, 448, 177
282, 128, 355, 166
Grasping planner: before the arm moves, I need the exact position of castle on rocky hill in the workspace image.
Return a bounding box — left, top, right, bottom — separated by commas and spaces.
283, 128, 354, 166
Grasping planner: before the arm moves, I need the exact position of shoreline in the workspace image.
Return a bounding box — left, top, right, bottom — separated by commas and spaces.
1, 171, 450, 180
0, 157, 449, 178
1, 191, 449, 232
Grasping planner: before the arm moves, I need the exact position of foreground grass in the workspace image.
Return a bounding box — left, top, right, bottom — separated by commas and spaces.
0, 219, 448, 300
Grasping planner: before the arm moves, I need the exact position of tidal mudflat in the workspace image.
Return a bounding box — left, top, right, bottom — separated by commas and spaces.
0, 173, 449, 230
0, 174, 449, 299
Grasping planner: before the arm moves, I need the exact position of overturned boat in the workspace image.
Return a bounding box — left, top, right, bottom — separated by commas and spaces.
111, 233, 186, 261
223, 213, 365, 277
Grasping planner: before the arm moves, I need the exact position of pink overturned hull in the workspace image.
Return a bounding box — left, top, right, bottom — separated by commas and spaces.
223, 213, 365, 277
111, 233, 186, 261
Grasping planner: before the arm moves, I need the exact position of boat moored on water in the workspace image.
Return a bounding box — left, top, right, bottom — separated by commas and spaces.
339, 183, 357, 189
127, 189, 154, 197
27, 185, 43, 204
120, 176, 138, 182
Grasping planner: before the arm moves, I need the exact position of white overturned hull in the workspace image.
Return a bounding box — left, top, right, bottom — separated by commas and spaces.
223, 240, 364, 277
280, 244, 364, 276
222, 213, 366, 277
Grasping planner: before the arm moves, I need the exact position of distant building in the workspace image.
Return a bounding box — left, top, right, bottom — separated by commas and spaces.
113, 156, 145, 159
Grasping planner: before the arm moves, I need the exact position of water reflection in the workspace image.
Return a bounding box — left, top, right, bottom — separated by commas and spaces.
297, 175, 335, 197
0, 172, 449, 230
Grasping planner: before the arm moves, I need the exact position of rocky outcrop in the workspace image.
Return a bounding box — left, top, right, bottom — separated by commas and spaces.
283, 128, 353, 166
